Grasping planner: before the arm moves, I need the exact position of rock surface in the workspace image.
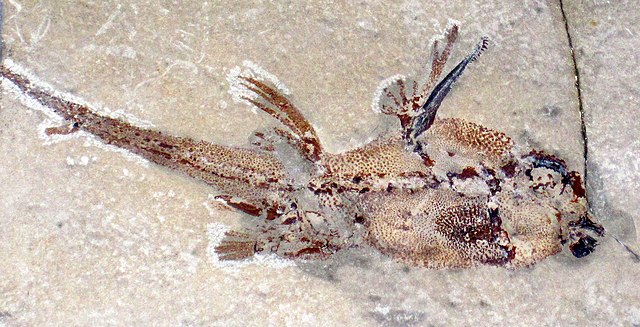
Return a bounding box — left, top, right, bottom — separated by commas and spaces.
1, 1, 638, 326
565, 0, 640, 261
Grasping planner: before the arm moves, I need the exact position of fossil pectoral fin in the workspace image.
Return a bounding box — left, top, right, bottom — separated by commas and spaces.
411, 37, 489, 140
227, 61, 324, 161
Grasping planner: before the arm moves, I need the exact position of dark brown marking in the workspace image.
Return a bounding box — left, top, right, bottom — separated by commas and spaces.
501, 161, 518, 178
568, 172, 586, 198
215, 195, 262, 217
459, 167, 479, 180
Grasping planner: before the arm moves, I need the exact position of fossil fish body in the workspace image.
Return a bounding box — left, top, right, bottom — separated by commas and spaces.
0, 25, 603, 269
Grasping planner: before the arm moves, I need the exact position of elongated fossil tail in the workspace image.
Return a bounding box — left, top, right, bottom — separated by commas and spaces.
0, 62, 92, 122
1, 61, 291, 221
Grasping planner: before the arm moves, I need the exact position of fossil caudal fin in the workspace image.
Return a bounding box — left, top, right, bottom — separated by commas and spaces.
227, 61, 323, 162
410, 36, 489, 141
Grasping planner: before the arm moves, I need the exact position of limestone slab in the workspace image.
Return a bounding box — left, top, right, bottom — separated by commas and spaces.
1, 1, 638, 326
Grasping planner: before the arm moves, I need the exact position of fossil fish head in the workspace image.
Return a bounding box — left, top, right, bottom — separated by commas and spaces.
360, 127, 604, 268
521, 151, 604, 259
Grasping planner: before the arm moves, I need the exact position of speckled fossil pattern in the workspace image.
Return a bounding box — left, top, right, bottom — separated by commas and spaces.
0, 25, 603, 270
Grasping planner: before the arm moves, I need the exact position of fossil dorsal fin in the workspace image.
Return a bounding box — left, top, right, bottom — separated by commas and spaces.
410, 37, 490, 141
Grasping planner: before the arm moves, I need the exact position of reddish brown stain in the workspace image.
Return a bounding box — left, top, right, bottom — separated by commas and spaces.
569, 172, 587, 198
459, 167, 479, 179
501, 161, 518, 178
215, 195, 262, 217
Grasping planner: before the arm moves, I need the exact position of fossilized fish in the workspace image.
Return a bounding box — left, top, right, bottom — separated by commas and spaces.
0, 24, 603, 268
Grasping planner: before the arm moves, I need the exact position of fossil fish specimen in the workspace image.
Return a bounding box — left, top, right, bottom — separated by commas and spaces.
0, 24, 604, 268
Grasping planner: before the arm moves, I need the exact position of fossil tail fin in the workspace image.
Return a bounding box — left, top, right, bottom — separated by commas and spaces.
1, 61, 290, 203
0, 63, 92, 122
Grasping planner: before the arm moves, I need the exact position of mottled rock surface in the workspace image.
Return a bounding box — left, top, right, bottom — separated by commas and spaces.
0, 1, 638, 326
565, 0, 640, 262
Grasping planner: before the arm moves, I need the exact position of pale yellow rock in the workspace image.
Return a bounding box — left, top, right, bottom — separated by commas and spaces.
1, 1, 638, 326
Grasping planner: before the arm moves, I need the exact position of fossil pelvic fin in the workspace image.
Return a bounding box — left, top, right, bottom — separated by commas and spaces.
214, 230, 257, 261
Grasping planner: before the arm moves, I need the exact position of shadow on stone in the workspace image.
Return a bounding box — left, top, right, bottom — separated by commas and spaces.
368, 309, 427, 327
587, 162, 639, 262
